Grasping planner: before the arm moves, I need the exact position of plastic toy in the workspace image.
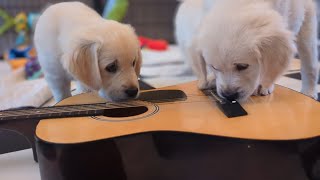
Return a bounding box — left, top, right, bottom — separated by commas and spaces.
139, 36, 168, 51
25, 57, 43, 80
103, 0, 129, 21
4, 45, 37, 70
15, 31, 27, 46
5, 57, 28, 70
14, 12, 28, 33
0, 8, 14, 35
4, 45, 41, 79
0, 10, 39, 45
27, 13, 40, 32
14, 12, 29, 46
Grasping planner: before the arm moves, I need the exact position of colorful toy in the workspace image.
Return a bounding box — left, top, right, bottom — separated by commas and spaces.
27, 13, 40, 32
25, 57, 43, 80
14, 12, 29, 46
0, 10, 40, 46
5, 57, 27, 70
4, 45, 37, 70
4, 45, 41, 80
1, 9, 42, 79
139, 36, 168, 51
8, 45, 33, 59
15, 31, 27, 46
0, 8, 14, 35
14, 12, 28, 33
103, 0, 129, 22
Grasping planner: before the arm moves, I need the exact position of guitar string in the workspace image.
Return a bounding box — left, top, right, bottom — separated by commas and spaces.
0, 91, 210, 115
0, 102, 147, 118
0, 96, 211, 113
0, 95, 218, 119
0, 105, 109, 118
0, 96, 215, 117
0, 100, 166, 119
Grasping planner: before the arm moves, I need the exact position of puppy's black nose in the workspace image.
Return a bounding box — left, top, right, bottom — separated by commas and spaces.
221, 91, 239, 101
125, 88, 138, 98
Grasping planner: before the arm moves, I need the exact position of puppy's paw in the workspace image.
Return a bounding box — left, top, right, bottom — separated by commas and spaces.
75, 82, 92, 94
301, 88, 318, 100
198, 79, 209, 90
75, 87, 92, 95
207, 74, 216, 88
197, 78, 216, 90
253, 84, 274, 96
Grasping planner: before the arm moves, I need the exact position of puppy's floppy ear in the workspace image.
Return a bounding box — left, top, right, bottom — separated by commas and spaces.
256, 29, 296, 86
135, 50, 142, 77
123, 24, 142, 77
67, 40, 102, 90
189, 44, 208, 89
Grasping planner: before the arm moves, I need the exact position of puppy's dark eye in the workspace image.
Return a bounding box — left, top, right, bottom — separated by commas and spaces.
235, 63, 249, 71
133, 60, 136, 67
105, 61, 117, 73
211, 65, 219, 71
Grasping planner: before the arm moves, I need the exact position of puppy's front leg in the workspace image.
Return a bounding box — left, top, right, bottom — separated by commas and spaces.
38, 54, 72, 102
297, 4, 319, 100
45, 75, 72, 102
253, 84, 275, 96
253, 72, 275, 96
75, 81, 92, 94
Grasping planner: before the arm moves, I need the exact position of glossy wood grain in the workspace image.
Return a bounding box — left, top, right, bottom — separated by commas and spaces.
36, 81, 320, 143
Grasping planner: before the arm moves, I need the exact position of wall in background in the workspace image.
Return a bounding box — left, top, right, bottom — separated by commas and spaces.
1, 1, 319, 56
122, 0, 179, 43
0, 0, 179, 53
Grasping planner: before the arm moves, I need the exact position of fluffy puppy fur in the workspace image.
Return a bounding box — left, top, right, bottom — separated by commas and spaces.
175, 0, 319, 101
34, 2, 142, 102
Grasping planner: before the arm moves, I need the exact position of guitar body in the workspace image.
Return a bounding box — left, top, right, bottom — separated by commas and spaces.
34, 81, 320, 180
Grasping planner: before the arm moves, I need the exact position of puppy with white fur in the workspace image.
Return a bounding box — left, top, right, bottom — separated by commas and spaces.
34, 2, 142, 102
175, 0, 319, 101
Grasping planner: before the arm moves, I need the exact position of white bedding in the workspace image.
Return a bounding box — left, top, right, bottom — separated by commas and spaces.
140, 45, 197, 87
0, 63, 52, 110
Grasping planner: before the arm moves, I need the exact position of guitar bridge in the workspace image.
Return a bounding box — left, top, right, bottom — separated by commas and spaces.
203, 90, 248, 118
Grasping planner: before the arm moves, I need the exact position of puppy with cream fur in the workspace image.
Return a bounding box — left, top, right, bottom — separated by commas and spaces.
34, 2, 142, 102
175, 0, 319, 101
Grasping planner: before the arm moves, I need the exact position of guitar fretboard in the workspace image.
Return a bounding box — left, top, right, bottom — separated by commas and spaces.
0, 102, 144, 122
0, 90, 188, 122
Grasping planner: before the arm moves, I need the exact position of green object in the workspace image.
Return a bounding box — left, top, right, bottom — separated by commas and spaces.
27, 70, 43, 80
0, 9, 14, 35
103, 0, 129, 22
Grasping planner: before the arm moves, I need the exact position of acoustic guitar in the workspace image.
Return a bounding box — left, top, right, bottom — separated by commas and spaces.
0, 81, 320, 180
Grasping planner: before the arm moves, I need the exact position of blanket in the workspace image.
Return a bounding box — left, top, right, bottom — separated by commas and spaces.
0, 63, 51, 110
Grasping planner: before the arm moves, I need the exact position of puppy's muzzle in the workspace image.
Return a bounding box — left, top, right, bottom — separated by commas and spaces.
125, 87, 139, 98
221, 91, 239, 101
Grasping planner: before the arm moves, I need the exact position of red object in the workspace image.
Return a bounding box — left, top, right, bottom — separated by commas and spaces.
139, 36, 168, 51
139, 36, 150, 47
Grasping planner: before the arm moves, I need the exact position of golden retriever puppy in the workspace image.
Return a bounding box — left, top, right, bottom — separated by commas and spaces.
175, 0, 319, 101
34, 2, 142, 102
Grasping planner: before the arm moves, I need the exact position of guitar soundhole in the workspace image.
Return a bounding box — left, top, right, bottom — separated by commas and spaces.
103, 106, 148, 118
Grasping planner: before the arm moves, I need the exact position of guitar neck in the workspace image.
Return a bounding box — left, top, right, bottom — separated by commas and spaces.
0, 90, 188, 122
0, 102, 143, 122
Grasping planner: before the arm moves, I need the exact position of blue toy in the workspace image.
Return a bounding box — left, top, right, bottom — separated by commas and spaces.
8, 45, 33, 59
27, 13, 40, 32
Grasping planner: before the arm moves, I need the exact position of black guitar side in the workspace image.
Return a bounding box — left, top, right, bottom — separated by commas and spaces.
36, 131, 320, 180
